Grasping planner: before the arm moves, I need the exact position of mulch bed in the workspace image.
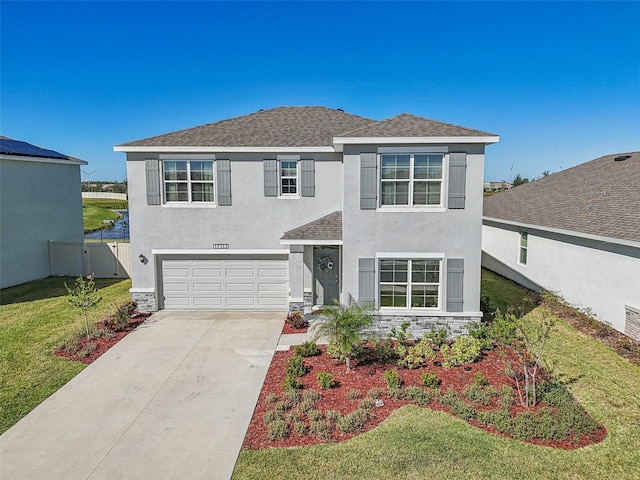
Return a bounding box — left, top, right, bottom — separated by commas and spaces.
243, 345, 606, 450
282, 323, 308, 335
53, 313, 151, 364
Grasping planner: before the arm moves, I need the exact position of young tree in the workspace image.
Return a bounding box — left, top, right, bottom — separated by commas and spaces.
512, 174, 530, 187
312, 298, 373, 372
65, 275, 102, 337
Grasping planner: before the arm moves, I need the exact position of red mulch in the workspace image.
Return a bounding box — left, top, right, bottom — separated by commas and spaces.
282, 322, 308, 335
243, 345, 606, 450
53, 313, 151, 364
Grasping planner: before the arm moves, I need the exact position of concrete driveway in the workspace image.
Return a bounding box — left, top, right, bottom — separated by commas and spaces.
0, 311, 284, 480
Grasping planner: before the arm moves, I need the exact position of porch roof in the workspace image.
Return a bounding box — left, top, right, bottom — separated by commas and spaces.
281, 211, 342, 243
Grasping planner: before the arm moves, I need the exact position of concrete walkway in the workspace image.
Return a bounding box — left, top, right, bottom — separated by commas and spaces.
0, 311, 284, 480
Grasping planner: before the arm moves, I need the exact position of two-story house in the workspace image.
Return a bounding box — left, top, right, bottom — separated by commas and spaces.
115, 107, 499, 336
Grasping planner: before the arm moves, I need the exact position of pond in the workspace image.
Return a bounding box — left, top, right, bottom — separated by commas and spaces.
84, 210, 130, 241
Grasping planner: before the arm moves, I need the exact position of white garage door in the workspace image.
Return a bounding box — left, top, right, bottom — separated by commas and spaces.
161, 256, 289, 310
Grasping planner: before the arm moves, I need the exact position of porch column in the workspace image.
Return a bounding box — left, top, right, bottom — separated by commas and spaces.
288, 245, 305, 312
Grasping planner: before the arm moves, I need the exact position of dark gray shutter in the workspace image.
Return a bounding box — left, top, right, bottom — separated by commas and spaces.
446, 258, 464, 312
263, 159, 278, 197
300, 159, 315, 197
216, 159, 231, 206
145, 159, 161, 205
360, 152, 377, 209
358, 258, 376, 305
448, 152, 467, 209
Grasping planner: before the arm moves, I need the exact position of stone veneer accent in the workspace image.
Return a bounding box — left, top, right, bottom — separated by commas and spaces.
625, 305, 640, 342
131, 291, 156, 312
368, 314, 478, 339
289, 301, 305, 314
303, 292, 314, 314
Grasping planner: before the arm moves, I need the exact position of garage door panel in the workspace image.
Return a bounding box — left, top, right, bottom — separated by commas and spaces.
161, 256, 288, 310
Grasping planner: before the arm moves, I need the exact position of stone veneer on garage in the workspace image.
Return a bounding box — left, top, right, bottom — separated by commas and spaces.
132, 291, 156, 312
625, 305, 640, 342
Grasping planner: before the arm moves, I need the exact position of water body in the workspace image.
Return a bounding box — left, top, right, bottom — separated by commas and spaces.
85, 210, 130, 241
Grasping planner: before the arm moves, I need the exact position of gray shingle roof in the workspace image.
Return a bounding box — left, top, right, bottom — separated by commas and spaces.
483, 152, 640, 243
337, 113, 497, 138
281, 211, 342, 241
119, 107, 375, 147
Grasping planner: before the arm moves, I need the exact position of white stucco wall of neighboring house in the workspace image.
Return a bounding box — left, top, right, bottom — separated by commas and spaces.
0, 158, 85, 289
341, 144, 487, 317
125, 152, 343, 291
482, 220, 640, 334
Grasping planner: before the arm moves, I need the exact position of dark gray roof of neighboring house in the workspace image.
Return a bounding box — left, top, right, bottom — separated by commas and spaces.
337, 113, 497, 138
281, 211, 342, 241
119, 107, 375, 147
483, 152, 640, 243
0, 136, 73, 160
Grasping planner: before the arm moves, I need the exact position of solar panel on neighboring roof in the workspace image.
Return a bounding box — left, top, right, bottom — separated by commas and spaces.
0, 137, 69, 160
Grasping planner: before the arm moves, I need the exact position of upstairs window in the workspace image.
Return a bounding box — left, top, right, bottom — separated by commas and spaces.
519, 232, 528, 265
380, 154, 443, 206
280, 160, 298, 196
164, 160, 214, 203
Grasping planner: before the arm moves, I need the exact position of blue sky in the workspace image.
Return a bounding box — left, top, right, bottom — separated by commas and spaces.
2, 1, 639, 182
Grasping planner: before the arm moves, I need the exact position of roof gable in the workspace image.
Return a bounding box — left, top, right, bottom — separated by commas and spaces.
483, 152, 640, 243
281, 211, 342, 241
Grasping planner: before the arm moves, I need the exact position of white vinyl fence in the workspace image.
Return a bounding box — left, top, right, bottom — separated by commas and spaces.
49, 241, 131, 279
82, 192, 127, 200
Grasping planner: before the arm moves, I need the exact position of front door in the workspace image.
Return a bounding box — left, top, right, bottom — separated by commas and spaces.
314, 246, 340, 306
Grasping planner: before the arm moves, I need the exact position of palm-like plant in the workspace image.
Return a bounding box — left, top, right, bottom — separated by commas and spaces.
312, 298, 374, 372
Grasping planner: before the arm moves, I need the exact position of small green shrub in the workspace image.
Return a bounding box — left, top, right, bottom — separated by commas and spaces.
309, 420, 332, 440
302, 389, 322, 403
346, 389, 361, 400
473, 371, 489, 387
337, 409, 369, 433
282, 375, 303, 392
263, 408, 283, 425
440, 335, 482, 368
367, 387, 385, 399
420, 371, 441, 388
307, 408, 323, 422
383, 369, 403, 389
359, 397, 376, 411
286, 355, 307, 377
372, 338, 396, 362
293, 421, 307, 436
324, 409, 342, 426
316, 372, 335, 390
499, 385, 515, 409
450, 401, 477, 421
462, 383, 492, 406
387, 387, 404, 400
439, 389, 459, 407
76, 343, 97, 358
422, 326, 449, 348
480, 294, 498, 323
105, 301, 136, 331
267, 419, 290, 440
286, 410, 303, 423
296, 398, 315, 414
283, 389, 301, 407
264, 393, 279, 404
403, 386, 432, 406
388, 321, 412, 344
398, 337, 436, 369
294, 341, 320, 357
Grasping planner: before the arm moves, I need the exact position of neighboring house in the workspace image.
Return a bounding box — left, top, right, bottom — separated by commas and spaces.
114, 106, 498, 335
482, 152, 640, 341
0, 136, 87, 288
484, 181, 512, 192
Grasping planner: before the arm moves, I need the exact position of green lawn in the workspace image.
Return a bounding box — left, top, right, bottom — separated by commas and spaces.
82, 204, 120, 232
232, 274, 640, 479
82, 198, 128, 210
481, 268, 536, 315
0, 277, 132, 433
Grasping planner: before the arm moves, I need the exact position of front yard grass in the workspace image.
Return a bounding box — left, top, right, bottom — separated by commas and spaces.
0, 276, 132, 433
233, 277, 640, 479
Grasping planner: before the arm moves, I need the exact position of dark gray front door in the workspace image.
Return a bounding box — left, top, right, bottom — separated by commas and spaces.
314, 247, 340, 305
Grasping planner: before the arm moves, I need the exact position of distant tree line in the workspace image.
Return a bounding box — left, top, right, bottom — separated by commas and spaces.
82, 180, 127, 193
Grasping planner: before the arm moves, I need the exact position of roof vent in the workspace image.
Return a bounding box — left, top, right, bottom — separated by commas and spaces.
614, 155, 631, 162
336, 108, 344, 112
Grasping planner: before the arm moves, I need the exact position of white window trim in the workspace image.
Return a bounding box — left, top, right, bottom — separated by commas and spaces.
518, 231, 528, 266
377, 153, 445, 210
278, 159, 300, 199
161, 158, 217, 206
377, 255, 443, 311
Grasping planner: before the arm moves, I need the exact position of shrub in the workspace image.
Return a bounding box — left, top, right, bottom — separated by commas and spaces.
302, 389, 322, 404
398, 337, 436, 369
263, 408, 282, 424
403, 386, 432, 406
473, 371, 489, 387
312, 299, 374, 372
296, 398, 315, 414
372, 338, 396, 362
499, 385, 515, 409
65, 275, 102, 337
293, 421, 307, 436
383, 370, 403, 389
282, 390, 300, 408
450, 401, 477, 421
367, 387, 385, 399
286, 410, 303, 423
294, 341, 320, 357
388, 321, 412, 344
462, 383, 492, 406
285, 311, 308, 329
76, 343, 97, 358
422, 326, 449, 348
282, 375, 303, 392
324, 410, 342, 426
309, 420, 332, 440
87, 326, 114, 341
264, 393, 279, 404
440, 336, 482, 368
346, 389, 361, 400
316, 372, 335, 390
359, 397, 376, 411
267, 419, 290, 440
439, 389, 459, 407
286, 355, 307, 378
387, 387, 404, 400
337, 409, 369, 433
105, 301, 136, 331
307, 408, 323, 422
421, 372, 441, 388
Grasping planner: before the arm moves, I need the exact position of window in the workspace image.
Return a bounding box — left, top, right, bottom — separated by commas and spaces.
163, 160, 214, 203
280, 160, 298, 195
379, 259, 440, 309
380, 154, 443, 206
519, 232, 528, 265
